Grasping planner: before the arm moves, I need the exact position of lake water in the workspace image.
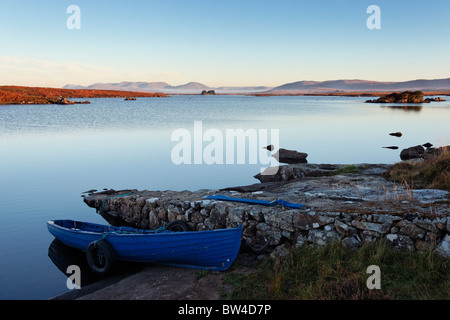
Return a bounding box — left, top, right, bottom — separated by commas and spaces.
1, 95, 449, 299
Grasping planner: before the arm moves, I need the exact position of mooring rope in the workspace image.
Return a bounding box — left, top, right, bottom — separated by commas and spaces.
98, 192, 133, 216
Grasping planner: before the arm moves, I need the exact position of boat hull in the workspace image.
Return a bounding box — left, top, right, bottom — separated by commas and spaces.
47, 220, 242, 271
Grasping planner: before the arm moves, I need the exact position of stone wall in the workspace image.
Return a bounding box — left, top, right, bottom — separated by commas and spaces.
84, 189, 450, 258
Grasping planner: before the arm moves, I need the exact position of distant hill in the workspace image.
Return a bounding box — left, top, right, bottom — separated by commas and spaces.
63, 82, 272, 94
63, 81, 171, 92
65, 78, 450, 95
267, 78, 450, 94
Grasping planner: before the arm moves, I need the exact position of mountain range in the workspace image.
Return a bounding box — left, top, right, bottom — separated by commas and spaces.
63, 81, 272, 94
267, 78, 450, 94
64, 78, 450, 94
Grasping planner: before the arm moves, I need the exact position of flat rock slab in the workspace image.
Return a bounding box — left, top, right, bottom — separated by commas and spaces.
75, 265, 224, 300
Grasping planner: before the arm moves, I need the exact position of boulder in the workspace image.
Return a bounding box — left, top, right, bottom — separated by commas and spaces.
400, 145, 425, 160
56, 97, 75, 105
307, 229, 340, 246
351, 220, 390, 234
294, 211, 334, 230
386, 234, 415, 251
334, 220, 357, 237
435, 235, 450, 258
272, 148, 308, 164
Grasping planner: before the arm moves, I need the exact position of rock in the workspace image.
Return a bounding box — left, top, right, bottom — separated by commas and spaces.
361, 230, 379, 242
209, 205, 227, 227
434, 235, 450, 258
410, 189, 449, 204
294, 234, 307, 247
398, 221, 426, 239
56, 97, 75, 105
263, 209, 296, 232
272, 148, 308, 164
400, 145, 425, 160
146, 198, 159, 205
385, 234, 415, 251
227, 207, 245, 225
383, 146, 399, 150
413, 217, 438, 232
201, 90, 216, 95
342, 236, 361, 248
366, 91, 425, 103
307, 229, 340, 246
334, 220, 357, 237
424, 97, 446, 102
447, 217, 450, 234
293, 211, 335, 230
373, 214, 398, 225
55, 97, 90, 104
124, 97, 136, 100
254, 163, 335, 183
351, 220, 390, 234
389, 132, 403, 137
256, 223, 282, 246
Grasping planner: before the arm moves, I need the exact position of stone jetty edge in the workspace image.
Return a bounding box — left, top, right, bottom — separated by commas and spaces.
83, 163, 450, 258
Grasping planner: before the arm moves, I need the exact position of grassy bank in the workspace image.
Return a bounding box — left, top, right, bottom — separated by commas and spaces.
384, 150, 450, 191
223, 240, 449, 300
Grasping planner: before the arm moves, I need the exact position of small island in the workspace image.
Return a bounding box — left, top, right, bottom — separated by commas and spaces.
201, 90, 216, 95
366, 91, 446, 104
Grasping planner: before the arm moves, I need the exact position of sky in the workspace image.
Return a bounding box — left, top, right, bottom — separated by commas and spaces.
0, 0, 449, 88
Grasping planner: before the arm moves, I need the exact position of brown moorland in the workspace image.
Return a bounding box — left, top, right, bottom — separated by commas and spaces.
0, 86, 167, 105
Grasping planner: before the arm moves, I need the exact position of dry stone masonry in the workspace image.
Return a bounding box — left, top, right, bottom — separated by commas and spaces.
83, 163, 450, 258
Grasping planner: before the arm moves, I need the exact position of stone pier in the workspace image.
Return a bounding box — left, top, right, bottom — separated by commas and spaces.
83, 163, 450, 257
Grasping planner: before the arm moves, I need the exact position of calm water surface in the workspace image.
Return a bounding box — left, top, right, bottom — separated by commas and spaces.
1, 95, 449, 299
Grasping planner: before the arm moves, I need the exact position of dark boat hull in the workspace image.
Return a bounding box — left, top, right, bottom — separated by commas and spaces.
47, 220, 242, 271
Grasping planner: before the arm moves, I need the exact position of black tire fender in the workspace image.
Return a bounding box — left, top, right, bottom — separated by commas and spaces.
86, 239, 116, 274
165, 220, 191, 232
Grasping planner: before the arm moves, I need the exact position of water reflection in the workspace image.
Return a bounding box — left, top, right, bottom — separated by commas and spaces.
381, 105, 423, 112
48, 239, 105, 287
47, 239, 144, 289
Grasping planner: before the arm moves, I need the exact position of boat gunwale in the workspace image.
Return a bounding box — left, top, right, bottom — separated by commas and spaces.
47, 220, 243, 238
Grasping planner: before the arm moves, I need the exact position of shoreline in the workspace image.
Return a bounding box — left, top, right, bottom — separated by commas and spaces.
0, 86, 167, 105
251, 90, 450, 97
51, 161, 449, 300
2, 85, 450, 105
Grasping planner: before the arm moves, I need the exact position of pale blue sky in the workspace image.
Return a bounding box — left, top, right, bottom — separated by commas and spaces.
1, 0, 449, 87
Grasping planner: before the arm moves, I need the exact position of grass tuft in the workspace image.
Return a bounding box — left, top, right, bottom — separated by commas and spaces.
222, 240, 449, 300
384, 150, 450, 191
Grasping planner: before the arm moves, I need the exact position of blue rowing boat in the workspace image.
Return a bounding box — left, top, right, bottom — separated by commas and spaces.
47, 220, 242, 273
